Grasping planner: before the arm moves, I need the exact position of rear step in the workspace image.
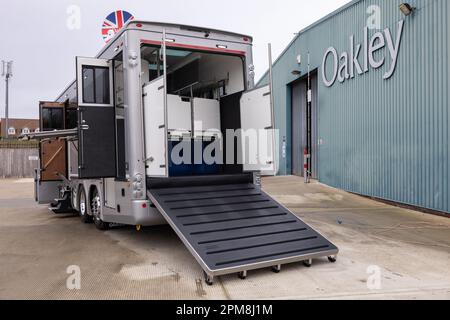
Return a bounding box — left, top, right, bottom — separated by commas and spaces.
50, 190, 77, 214
147, 183, 338, 285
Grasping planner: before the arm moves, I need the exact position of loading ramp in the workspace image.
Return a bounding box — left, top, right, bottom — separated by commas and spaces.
147, 176, 338, 285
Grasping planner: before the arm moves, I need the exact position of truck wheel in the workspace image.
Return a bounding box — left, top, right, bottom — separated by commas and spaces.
78, 186, 92, 223
91, 187, 110, 231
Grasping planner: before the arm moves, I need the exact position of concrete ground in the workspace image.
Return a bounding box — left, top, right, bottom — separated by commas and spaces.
0, 176, 449, 300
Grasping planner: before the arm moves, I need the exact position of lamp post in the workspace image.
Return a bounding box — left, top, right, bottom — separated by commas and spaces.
1, 60, 13, 139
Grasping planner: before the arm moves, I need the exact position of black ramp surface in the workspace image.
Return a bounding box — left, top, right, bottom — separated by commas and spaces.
148, 183, 338, 274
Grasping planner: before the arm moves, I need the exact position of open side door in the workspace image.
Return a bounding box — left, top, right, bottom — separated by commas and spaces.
76, 57, 116, 179
39, 102, 67, 181
240, 85, 276, 176
143, 76, 168, 177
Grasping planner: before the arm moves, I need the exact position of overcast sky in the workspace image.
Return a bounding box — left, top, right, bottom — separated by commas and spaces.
0, 0, 351, 119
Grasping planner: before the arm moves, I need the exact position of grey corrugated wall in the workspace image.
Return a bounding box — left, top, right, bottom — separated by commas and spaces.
259, 0, 449, 214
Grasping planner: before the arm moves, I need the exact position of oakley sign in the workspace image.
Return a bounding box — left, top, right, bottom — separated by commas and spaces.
322, 20, 404, 87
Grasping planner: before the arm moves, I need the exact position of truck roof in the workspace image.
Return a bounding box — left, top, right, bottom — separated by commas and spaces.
129, 20, 253, 41
55, 20, 253, 101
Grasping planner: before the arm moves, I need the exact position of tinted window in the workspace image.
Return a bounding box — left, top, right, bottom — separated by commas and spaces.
82, 68, 95, 103
66, 109, 78, 130
95, 67, 110, 104
82, 66, 110, 104
42, 108, 64, 131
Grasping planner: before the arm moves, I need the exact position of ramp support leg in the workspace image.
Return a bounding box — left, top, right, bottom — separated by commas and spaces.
328, 255, 337, 263
303, 259, 312, 268
271, 264, 281, 273
238, 271, 247, 280
204, 271, 214, 286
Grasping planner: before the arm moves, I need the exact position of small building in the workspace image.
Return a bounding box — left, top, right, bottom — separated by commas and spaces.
0, 118, 40, 138
258, 0, 449, 214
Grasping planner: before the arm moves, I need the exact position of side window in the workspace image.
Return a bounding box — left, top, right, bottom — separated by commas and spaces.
114, 62, 124, 107
42, 108, 64, 131
82, 66, 110, 104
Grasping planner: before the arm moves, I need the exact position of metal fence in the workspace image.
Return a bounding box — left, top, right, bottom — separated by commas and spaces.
0, 141, 39, 178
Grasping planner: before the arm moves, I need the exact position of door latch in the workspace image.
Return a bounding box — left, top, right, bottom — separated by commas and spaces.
80, 120, 89, 130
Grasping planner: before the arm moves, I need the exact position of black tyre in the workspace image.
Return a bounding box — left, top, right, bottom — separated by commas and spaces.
91, 187, 110, 231
78, 186, 92, 223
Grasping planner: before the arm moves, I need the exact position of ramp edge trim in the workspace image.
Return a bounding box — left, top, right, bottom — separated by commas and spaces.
147, 189, 339, 277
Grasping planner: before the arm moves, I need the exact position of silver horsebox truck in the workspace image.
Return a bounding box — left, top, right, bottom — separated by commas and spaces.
26, 21, 338, 285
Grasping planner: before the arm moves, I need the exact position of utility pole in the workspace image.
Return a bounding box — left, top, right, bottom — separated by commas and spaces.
1, 60, 13, 139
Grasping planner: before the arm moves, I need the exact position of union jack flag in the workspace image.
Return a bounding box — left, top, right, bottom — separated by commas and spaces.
102, 10, 134, 43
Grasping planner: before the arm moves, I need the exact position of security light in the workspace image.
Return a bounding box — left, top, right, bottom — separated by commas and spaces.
291, 70, 301, 76
399, 3, 415, 16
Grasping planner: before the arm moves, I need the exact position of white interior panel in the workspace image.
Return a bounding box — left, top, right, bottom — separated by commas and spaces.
167, 94, 191, 133
143, 77, 167, 177
193, 98, 221, 137
240, 85, 276, 175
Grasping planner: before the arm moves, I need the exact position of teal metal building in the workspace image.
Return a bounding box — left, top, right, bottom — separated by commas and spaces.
259, 0, 449, 214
